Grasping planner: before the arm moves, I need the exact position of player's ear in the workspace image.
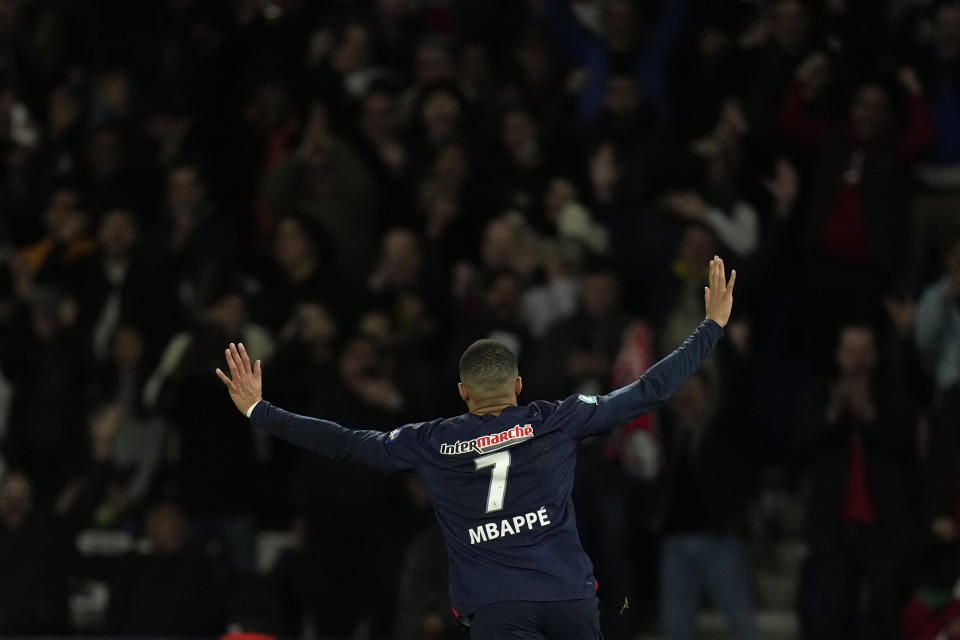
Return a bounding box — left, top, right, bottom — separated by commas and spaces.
515, 376, 522, 397
458, 382, 469, 403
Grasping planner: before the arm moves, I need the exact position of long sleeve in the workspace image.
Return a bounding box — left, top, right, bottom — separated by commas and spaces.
704, 201, 760, 257
249, 401, 421, 472
914, 277, 960, 389
561, 319, 724, 438
914, 278, 952, 358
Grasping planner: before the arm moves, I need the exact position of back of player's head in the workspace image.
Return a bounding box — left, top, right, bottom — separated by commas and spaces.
459, 339, 518, 392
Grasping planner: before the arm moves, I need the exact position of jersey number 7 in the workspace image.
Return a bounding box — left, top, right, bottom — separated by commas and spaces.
475, 451, 511, 513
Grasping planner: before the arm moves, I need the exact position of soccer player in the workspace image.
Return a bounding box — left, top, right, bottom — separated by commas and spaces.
216, 256, 736, 639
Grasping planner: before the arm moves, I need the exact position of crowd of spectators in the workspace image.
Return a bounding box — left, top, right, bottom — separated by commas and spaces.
2, 0, 960, 638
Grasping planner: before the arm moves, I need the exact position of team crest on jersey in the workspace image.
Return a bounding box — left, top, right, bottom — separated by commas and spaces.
388, 427, 403, 441
440, 424, 534, 455
578, 394, 598, 404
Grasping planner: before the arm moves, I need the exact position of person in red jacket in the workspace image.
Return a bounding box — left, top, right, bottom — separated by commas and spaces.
780, 52, 933, 357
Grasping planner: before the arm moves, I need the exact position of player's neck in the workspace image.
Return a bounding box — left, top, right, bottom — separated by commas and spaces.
469, 397, 518, 417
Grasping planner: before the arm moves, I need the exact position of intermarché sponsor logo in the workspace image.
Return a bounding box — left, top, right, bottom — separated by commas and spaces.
439, 424, 534, 455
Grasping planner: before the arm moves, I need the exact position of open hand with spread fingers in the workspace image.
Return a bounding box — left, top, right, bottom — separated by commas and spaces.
215, 342, 263, 416
704, 255, 736, 328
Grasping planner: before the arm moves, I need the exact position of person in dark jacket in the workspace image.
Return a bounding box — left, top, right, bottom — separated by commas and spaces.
655, 344, 759, 640
0, 417, 118, 634
144, 283, 274, 574
796, 322, 920, 640
0, 471, 69, 634
106, 503, 222, 636
528, 261, 632, 401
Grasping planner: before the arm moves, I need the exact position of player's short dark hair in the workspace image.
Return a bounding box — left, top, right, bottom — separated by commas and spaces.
459, 339, 518, 391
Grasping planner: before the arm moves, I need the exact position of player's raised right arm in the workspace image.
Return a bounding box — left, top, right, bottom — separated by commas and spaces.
215, 343, 411, 471
567, 257, 735, 438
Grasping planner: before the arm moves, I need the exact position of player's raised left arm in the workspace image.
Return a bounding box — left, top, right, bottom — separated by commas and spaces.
572, 257, 734, 437
216, 343, 413, 471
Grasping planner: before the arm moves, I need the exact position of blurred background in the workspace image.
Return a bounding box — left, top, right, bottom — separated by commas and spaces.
1, 0, 960, 638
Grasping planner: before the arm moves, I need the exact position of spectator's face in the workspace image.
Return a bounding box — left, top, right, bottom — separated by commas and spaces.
0, 472, 32, 530
44, 188, 80, 231
48, 85, 79, 132
359, 310, 393, 344
380, 229, 422, 282
501, 111, 538, 158
98, 209, 138, 259
604, 0, 637, 52
482, 220, 519, 269
396, 291, 426, 328
589, 142, 620, 186
209, 293, 247, 334
850, 84, 890, 141
421, 89, 461, 141
95, 71, 132, 118
111, 326, 144, 368
415, 43, 454, 84
515, 38, 552, 88
336, 23, 372, 72
339, 338, 378, 379
167, 166, 203, 211
423, 190, 460, 230
295, 302, 336, 345
273, 218, 315, 273
771, 0, 808, 54
936, 5, 960, 60
544, 178, 577, 219
835, 326, 878, 377
144, 505, 187, 554
88, 129, 123, 179
678, 226, 717, 272
604, 75, 641, 118
581, 273, 620, 318
361, 92, 396, 141
486, 273, 521, 315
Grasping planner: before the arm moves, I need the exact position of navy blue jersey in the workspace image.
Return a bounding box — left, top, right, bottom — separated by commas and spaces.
250, 319, 723, 615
